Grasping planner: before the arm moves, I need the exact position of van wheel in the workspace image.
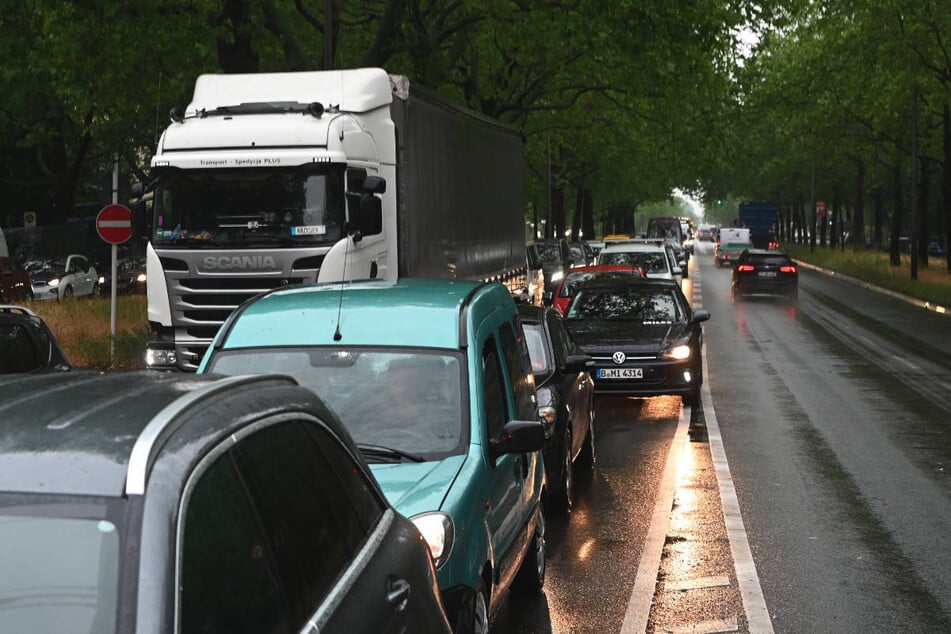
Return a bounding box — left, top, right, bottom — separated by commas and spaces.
513, 506, 546, 593
472, 581, 489, 634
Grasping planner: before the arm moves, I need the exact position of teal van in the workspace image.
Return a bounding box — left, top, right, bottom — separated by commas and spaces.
199, 278, 547, 634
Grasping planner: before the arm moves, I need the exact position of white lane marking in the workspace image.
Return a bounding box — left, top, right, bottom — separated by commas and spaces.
620, 404, 690, 633
894, 356, 920, 371
701, 347, 775, 633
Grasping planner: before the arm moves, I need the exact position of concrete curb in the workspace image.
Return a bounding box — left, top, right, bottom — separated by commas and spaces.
793, 259, 950, 318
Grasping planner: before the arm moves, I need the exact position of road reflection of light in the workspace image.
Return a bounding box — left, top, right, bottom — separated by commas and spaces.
577, 538, 596, 561
735, 303, 749, 336
667, 437, 702, 577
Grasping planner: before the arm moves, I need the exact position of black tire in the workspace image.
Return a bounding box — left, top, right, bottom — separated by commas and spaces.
58, 286, 74, 302
549, 428, 573, 514
471, 580, 490, 634
513, 506, 546, 593
91, 282, 100, 298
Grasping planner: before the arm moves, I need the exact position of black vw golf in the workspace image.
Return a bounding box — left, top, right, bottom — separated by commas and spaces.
562, 277, 710, 406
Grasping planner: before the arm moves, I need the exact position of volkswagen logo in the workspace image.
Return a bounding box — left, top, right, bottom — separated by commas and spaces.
612, 351, 626, 365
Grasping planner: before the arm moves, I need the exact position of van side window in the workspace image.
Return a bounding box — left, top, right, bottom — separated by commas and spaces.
482, 338, 507, 440
498, 322, 537, 420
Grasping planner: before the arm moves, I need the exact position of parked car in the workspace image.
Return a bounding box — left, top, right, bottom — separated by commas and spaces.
563, 277, 710, 406
732, 249, 799, 302
0, 371, 452, 634
199, 278, 548, 633
526, 239, 573, 304
518, 304, 596, 514
30, 254, 98, 301
0, 305, 71, 373
0, 256, 33, 302
97, 256, 147, 296
552, 264, 645, 315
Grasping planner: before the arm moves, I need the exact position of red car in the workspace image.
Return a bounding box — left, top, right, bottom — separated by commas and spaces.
552, 264, 645, 315
0, 257, 33, 302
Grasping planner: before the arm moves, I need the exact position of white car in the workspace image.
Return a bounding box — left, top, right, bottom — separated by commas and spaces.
30, 254, 99, 301
596, 241, 679, 281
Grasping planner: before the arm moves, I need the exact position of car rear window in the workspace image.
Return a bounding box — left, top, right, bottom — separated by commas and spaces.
567, 288, 682, 323
0, 496, 124, 634
598, 251, 668, 274
748, 255, 790, 266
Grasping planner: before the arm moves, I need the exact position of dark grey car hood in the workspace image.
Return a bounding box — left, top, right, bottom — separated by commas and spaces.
564, 319, 691, 354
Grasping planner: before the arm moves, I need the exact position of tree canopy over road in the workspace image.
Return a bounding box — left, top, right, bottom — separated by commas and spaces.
1, 0, 948, 264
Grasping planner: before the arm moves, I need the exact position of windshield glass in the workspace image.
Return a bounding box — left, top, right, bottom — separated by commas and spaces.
207, 348, 466, 460
561, 270, 637, 297
0, 495, 124, 634
567, 287, 682, 323
529, 243, 564, 264
152, 165, 346, 248
598, 251, 669, 274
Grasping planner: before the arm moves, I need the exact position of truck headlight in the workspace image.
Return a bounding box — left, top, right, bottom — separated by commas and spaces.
411, 512, 454, 568
146, 346, 177, 368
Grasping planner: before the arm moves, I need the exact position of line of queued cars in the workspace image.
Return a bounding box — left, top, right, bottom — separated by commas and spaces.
1, 228, 715, 632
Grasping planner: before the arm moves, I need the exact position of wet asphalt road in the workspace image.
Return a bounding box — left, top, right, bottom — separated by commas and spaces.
488, 241, 951, 633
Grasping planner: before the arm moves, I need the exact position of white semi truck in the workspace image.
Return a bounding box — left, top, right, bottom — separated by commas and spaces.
143, 68, 527, 371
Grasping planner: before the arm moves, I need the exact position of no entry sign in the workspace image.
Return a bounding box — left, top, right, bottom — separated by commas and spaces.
97, 204, 133, 244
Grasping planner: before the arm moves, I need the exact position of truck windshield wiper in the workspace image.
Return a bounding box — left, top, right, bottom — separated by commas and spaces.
163, 237, 220, 247
357, 443, 425, 463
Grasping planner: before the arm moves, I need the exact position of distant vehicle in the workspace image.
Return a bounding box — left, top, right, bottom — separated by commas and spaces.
199, 278, 548, 633
527, 239, 573, 304
714, 228, 751, 268
552, 264, 645, 315
696, 224, 716, 242
97, 256, 147, 296
0, 256, 33, 302
518, 304, 596, 514
30, 254, 98, 301
0, 370, 453, 633
563, 277, 710, 406
597, 241, 678, 280
646, 217, 686, 245
0, 305, 71, 373
738, 201, 779, 248
732, 249, 799, 302
568, 241, 596, 267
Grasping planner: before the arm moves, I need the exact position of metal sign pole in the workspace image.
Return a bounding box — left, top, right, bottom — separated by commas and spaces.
111, 153, 119, 362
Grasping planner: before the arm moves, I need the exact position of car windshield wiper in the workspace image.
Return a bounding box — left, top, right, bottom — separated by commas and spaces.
357, 443, 426, 463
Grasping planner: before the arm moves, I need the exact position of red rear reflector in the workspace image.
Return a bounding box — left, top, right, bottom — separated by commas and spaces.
737, 265, 755, 272
780, 265, 797, 273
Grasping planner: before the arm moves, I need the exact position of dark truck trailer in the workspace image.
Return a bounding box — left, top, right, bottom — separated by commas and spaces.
738, 201, 779, 248
389, 78, 526, 281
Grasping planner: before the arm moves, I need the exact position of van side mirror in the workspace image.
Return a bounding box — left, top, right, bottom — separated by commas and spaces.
490, 420, 545, 459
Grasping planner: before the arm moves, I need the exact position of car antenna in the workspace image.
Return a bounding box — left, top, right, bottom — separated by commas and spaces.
333, 230, 355, 342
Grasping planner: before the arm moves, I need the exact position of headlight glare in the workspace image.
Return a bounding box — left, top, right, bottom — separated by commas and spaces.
662, 344, 691, 360
411, 512, 454, 568
48, 278, 60, 287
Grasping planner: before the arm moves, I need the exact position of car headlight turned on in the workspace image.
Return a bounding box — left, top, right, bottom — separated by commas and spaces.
98, 276, 106, 284
660, 344, 691, 360
136, 273, 147, 283
549, 270, 564, 283
48, 278, 61, 287
411, 512, 454, 568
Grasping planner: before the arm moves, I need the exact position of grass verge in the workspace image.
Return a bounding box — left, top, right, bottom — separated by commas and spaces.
785, 244, 951, 308
22, 295, 150, 370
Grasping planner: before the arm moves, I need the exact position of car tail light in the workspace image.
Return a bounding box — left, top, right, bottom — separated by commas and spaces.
780, 265, 797, 273
737, 264, 755, 272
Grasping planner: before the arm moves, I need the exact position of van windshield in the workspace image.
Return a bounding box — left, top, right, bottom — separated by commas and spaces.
152, 164, 347, 248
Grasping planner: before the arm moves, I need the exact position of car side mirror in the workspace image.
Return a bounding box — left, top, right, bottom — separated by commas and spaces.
691, 309, 711, 324
491, 420, 545, 458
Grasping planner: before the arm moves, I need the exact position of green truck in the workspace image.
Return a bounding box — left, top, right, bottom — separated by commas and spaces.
714, 227, 751, 267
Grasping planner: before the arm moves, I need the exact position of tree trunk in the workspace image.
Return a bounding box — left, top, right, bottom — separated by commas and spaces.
550, 187, 565, 239
215, 0, 260, 73
830, 188, 840, 248
571, 184, 583, 241
582, 188, 595, 241
944, 105, 951, 271
890, 162, 902, 266
873, 188, 884, 249
918, 156, 929, 267
852, 161, 865, 247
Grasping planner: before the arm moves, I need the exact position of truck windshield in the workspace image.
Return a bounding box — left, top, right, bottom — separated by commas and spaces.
152, 165, 346, 248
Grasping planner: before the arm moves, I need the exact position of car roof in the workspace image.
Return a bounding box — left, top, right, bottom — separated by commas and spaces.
213, 277, 505, 351
744, 248, 789, 256
565, 264, 640, 274
0, 371, 302, 496
600, 242, 667, 253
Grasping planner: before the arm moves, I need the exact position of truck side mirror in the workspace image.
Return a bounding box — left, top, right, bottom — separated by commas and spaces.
358, 194, 383, 236
362, 175, 386, 194
130, 182, 144, 198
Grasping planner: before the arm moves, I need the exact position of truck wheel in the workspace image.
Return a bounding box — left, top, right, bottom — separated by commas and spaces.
513, 506, 546, 593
